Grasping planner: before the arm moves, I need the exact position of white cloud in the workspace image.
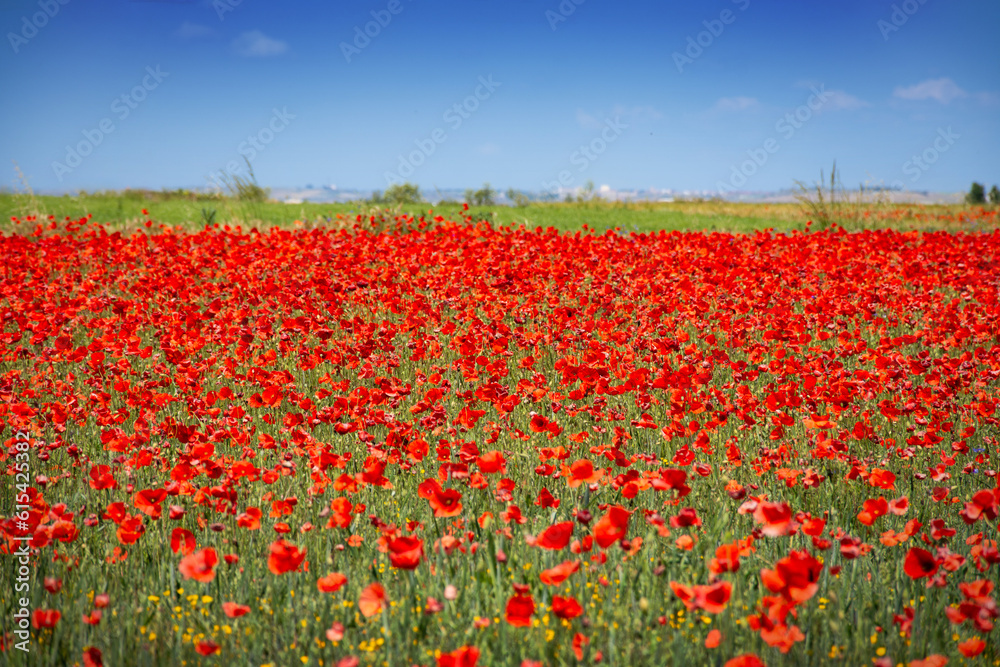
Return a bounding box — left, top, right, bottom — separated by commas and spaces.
232, 31, 288, 57
792, 82, 867, 111
821, 89, 868, 111
711, 96, 759, 112
174, 21, 214, 39
893, 78, 967, 104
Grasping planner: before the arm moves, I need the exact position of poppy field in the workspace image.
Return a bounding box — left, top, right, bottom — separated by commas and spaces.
1, 211, 999, 667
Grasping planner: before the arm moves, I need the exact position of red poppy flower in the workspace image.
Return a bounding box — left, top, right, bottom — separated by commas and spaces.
427, 487, 463, 518
437, 645, 480, 667
32, 609, 60, 629
535, 522, 574, 550
317, 572, 348, 593
868, 469, 896, 490
88, 465, 116, 490
502, 505, 527, 525
222, 602, 250, 618
709, 542, 743, 574
359, 582, 386, 617
505, 594, 535, 627
759, 622, 805, 653
83, 647, 104, 667
387, 536, 424, 570
134, 488, 167, 518
551, 595, 584, 619
115, 515, 145, 545
894, 607, 914, 638
724, 654, 766, 667
529, 414, 550, 432
592, 506, 630, 548
857, 497, 888, 526
327, 498, 353, 529
753, 501, 796, 537
195, 640, 220, 656
695, 581, 732, 614
566, 459, 601, 488
170, 527, 195, 555
670, 581, 695, 607
535, 488, 560, 509
960, 488, 1000, 524
237, 506, 262, 530
903, 547, 938, 580
267, 539, 306, 575
957, 638, 985, 658
958, 579, 993, 603
670, 581, 732, 614
178, 548, 218, 583
539, 559, 580, 586
760, 550, 822, 603
670, 507, 702, 528
477, 451, 506, 474
888, 496, 909, 516
908, 656, 948, 667
326, 622, 345, 642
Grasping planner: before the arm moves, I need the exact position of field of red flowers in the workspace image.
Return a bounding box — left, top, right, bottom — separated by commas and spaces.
2, 212, 998, 667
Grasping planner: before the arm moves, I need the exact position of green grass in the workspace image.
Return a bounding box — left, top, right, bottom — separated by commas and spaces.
2, 191, 993, 236
0, 192, 788, 234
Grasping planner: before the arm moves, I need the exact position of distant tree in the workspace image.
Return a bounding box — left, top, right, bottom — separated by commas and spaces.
505, 187, 530, 207
465, 182, 496, 207
989, 185, 1000, 206
383, 182, 422, 204
966, 182, 986, 205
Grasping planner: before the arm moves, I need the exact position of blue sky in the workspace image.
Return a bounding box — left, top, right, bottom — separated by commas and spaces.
1, 0, 998, 194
